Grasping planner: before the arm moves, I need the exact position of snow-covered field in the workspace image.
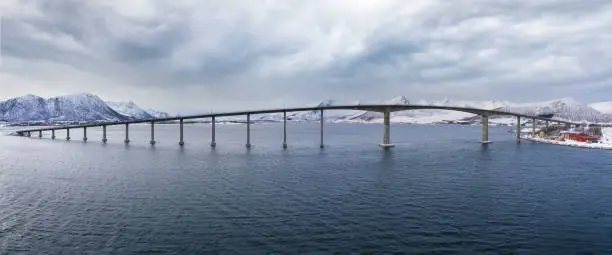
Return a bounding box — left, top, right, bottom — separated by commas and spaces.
602, 128, 612, 144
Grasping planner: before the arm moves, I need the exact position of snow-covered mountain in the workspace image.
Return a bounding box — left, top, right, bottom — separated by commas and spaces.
0, 93, 169, 123
106, 101, 171, 119
287, 100, 340, 121
2, 93, 610, 125
107, 101, 154, 119
589, 102, 612, 114
335, 97, 504, 124
0, 93, 128, 122
146, 109, 171, 119
279, 97, 612, 124
0, 95, 50, 122
47, 93, 129, 122
255, 99, 357, 122
500, 98, 612, 123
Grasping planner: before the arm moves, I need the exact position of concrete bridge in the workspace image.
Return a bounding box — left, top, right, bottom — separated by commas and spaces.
14, 104, 586, 148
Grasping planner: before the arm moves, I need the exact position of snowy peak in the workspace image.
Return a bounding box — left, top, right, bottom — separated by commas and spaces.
146, 109, 171, 118
589, 101, 612, 114
328, 96, 612, 124
106, 99, 171, 119
107, 101, 154, 119
316, 100, 335, 107
501, 97, 612, 123
384, 96, 409, 105
46, 93, 128, 122
0, 95, 48, 122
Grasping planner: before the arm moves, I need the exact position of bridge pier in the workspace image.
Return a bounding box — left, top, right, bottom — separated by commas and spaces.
481, 115, 490, 144
52, 130, 56, 140
516, 116, 521, 142
83, 127, 88, 142
150, 122, 156, 145
320, 109, 324, 148
179, 119, 185, 146
38, 130, 42, 138
26, 131, 31, 137
102, 125, 107, 143
211, 117, 216, 148
283, 111, 288, 149
246, 114, 252, 149
124, 124, 130, 144
66, 129, 70, 141
379, 110, 394, 148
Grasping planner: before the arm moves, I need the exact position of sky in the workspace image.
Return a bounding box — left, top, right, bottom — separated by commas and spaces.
1, 0, 612, 113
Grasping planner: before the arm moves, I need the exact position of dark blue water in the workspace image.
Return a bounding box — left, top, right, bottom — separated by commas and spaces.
1, 123, 611, 254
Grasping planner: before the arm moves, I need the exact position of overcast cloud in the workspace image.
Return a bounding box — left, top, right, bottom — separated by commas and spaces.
1, 0, 612, 113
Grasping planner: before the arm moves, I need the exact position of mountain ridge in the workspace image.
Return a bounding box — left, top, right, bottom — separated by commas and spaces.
2, 94, 611, 124
0, 93, 169, 123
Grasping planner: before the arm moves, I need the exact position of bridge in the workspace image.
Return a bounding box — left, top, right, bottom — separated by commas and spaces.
14, 104, 587, 148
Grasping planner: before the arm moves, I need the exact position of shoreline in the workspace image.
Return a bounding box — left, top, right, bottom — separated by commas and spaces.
522, 136, 612, 150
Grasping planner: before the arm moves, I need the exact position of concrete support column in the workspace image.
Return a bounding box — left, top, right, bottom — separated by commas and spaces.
283, 111, 288, 149
246, 114, 252, 149
320, 109, 324, 148
546, 121, 549, 128
38, 130, 42, 138
516, 116, 521, 142
211, 116, 216, 148
532, 118, 536, 137
83, 127, 88, 142
124, 124, 130, 144
66, 129, 70, 140
179, 118, 185, 146
102, 125, 107, 143
481, 115, 490, 144
27, 132, 31, 137
379, 110, 394, 148
150, 122, 156, 145
52, 129, 56, 140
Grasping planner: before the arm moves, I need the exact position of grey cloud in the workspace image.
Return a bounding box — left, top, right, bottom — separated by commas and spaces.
1, 0, 612, 112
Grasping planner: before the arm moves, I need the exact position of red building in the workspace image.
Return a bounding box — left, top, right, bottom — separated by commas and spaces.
560, 131, 600, 143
